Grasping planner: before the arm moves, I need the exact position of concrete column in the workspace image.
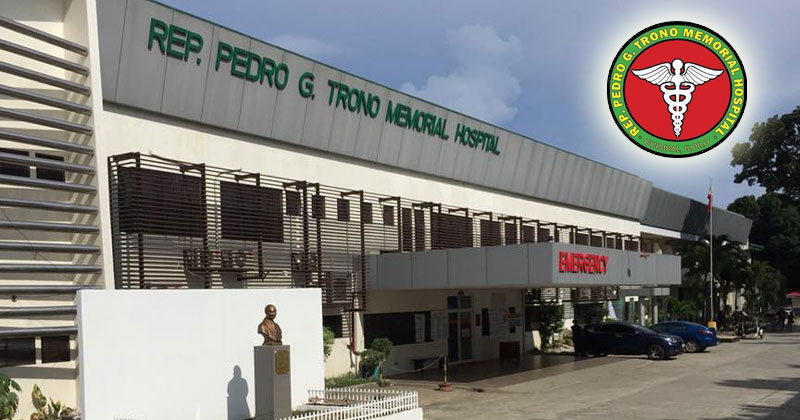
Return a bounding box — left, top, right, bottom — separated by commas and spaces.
651, 299, 659, 324
636, 299, 645, 326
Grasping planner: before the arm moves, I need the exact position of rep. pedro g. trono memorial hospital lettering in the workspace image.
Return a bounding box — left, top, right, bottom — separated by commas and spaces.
147, 17, 501, 156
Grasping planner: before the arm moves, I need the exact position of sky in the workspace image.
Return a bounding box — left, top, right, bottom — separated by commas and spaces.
159, 0, 800, 208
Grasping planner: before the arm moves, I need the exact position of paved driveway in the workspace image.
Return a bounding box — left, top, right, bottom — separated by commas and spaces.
389, 332, 800, 419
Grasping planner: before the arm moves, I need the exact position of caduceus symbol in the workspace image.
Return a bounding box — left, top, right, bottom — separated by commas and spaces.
632, 59, 723, 138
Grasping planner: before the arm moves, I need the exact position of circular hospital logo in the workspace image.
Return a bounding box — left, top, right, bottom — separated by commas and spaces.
607, 22, 746, 157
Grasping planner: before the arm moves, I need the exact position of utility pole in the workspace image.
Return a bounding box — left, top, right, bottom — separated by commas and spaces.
708, 179, 714, 327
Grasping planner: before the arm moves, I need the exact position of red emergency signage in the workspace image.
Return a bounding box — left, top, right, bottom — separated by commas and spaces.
558, 251, 609, 274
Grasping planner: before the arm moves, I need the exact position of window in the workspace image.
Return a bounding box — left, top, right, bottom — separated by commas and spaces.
664, 324, 687, 333
360, 202, 373, 224
522, 225, 536, 243
220, 182, 283, 242
35, 153, 65, 182
480, 219, 501, 246
504, 223, 517, 245
0, 148, 30, 177
482, 308, 490, 336
0, 337, 35, 367
312, 194, 326, 219
401, 208, 413, 252
364, 312, 430, 346
649, 324, 668, 333
285, 191, 301, 216
596, 324, 634, 334
117, 167, 205, 237
537, 227, 552, 243
323, 315, 344, 338
447, 296, 458, 310
508, 307, 517, 334
414, 209, 425, 251
0, 150, 66, 181
337, 198, 350, 222
431, 213, 472, 249
41, 336, 70, 363
382, 205, 395, 226
590, 235, 603, 247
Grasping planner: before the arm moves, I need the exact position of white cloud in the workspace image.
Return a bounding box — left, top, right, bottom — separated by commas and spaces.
269, 34, 340, 59
401, 24, 522, 125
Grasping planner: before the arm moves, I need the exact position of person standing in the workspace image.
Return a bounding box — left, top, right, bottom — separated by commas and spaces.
789, 311, 795, 333
571, 320, 584, 357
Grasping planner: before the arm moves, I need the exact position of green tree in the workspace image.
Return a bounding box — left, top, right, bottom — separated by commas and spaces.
728, 193, 800, 291
727, 195, 760, 222
731, 106, 800, 199
538, 303, 564, 351
741, 260, 784, 314
678, 235, 749, 323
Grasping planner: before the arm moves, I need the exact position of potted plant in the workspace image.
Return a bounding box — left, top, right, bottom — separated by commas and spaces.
359, 338, 393, 386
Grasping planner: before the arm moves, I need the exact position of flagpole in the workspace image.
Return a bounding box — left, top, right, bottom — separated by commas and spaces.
709, 179, 714, 326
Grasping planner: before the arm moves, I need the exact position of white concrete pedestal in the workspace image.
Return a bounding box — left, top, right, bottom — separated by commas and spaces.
254, 345, 292, 419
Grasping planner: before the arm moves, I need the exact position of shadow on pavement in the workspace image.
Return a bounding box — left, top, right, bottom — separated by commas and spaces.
703, 377, 800, 420
388, 353, 621, 388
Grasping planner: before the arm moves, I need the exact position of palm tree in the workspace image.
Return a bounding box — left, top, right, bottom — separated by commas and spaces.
665, 297, 699, 321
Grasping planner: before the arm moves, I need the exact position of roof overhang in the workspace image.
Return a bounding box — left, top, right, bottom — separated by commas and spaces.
369, 243, 681, 290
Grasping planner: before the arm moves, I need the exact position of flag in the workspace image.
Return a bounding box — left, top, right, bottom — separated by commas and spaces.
707, 183, 713, 213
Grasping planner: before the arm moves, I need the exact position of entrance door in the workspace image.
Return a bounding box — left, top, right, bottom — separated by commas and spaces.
447, 295, 473, 362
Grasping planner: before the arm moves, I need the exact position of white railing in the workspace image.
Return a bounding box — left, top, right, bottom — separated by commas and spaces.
275, 389, 419, 420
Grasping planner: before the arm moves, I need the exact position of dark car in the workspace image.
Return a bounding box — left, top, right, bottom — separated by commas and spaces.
650, 321, 719, 352
580, 322, 683, 360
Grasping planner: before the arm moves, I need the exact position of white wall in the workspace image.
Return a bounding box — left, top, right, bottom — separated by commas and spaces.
325, 337, 356, 378
95, 107, 642, 241
76, 289, 324, 420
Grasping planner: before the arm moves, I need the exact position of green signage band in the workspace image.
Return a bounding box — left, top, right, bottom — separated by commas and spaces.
145, 17, 501, 157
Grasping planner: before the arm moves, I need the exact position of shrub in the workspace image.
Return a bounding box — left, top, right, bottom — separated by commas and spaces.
30, 384, 77, 420
0, 374, 21, 420
538, 303, 564, 351
323, 326, 335, 360
325, 372, 372, 388
360, 338, 393, 386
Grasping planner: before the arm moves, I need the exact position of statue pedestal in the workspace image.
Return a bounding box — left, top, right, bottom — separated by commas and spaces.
254, 345, 292, 419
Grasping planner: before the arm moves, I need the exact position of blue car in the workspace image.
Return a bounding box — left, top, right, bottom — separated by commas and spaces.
580, 322, 684, 360
650, 321, 719, 353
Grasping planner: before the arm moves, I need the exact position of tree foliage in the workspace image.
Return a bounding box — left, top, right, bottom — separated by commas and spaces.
728, 193, 800, 291
538, 302, 564, 351
741, 260, 784, 314
731, 106, 800, 199
322, 326, 335, 360
665, 297, 699, 321
0, 374, 20, 420
361, 338, 393, 385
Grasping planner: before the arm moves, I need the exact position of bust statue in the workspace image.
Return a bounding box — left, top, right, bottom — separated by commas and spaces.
258, 304, 283, 345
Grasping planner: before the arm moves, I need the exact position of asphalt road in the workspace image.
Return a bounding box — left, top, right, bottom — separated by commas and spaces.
393, 332, 800, 420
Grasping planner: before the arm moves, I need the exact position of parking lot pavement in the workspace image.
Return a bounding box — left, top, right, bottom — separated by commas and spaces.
387, 332, 800, 420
